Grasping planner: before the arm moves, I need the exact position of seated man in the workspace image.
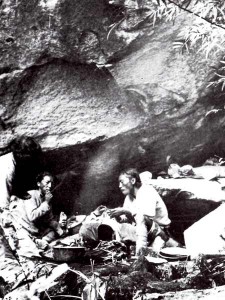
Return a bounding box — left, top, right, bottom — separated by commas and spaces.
13, 172, 65, 250
109, 168, 171, 255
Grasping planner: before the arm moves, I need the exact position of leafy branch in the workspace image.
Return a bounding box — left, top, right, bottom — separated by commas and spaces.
107, 0, 225, 89
151, 0, 225, 89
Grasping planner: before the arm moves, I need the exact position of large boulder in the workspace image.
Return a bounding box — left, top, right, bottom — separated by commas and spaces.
0, 0, 224, 217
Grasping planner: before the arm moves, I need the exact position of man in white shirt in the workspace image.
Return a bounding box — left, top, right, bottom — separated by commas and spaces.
109, 168, 171, 255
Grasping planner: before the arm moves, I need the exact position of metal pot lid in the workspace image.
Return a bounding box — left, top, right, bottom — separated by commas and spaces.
160, 247, 189, 257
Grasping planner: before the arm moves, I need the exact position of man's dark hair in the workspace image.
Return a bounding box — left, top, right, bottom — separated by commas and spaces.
36, 171, 53, 184
9, 135, 42, 162
119, 168, 141, 186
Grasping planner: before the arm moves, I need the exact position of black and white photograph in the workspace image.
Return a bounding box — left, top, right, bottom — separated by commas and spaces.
1, 0, 225, 299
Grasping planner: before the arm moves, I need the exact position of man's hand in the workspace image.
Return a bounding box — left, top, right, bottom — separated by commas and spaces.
36, 239, 49, 250
93, 205, 107, 217
59, 212, 67, 228
108, 208, 134, 223
107, 207, 124, 218
59, 219, 67, 228
56, 227, 65, 237
118, 214, 129, 223
45, 191, 53, 203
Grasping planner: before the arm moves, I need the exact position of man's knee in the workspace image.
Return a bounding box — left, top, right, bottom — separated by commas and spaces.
146, 219, 169, 244
158, 228, 169, 242
144, 217, 153, 231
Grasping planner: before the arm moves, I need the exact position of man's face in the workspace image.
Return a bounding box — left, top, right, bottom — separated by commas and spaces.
38, 175, 53, 194
118, 174, 135, 195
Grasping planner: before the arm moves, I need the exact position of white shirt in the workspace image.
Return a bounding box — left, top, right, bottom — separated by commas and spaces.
123, 184, 171, 226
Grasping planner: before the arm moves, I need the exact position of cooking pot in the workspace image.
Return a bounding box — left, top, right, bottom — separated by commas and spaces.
53, 246, 85, 262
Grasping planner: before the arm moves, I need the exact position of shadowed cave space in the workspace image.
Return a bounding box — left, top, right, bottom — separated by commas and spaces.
42, 135, 221, 245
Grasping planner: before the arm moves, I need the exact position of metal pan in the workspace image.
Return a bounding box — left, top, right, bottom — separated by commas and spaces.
53, 246, 85, 262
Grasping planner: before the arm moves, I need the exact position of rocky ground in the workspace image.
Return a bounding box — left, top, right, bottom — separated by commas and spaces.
2, 246, 225, 300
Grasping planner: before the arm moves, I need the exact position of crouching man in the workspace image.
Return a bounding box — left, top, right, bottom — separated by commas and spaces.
17, 172, 66, 249
109, 168, 171, 255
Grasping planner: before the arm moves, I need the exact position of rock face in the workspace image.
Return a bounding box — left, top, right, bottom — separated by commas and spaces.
0, 0, 225, 220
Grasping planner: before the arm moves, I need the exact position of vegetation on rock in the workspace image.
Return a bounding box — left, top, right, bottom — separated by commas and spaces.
113, 0, 225, 90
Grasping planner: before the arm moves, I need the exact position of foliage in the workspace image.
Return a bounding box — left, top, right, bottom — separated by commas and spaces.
150, 0, 225, 90
137, 1, 224, 55
109, 0, 225, 56
122, 0, 225, 90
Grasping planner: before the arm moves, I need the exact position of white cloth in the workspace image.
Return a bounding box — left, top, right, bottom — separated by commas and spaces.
184, 203, 225, 258
0, 152, 15, 210
80, 211, 122, 241
123, 184, 171, 226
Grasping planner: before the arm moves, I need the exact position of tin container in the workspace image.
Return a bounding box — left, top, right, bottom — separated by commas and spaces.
53, 246, 86, 262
